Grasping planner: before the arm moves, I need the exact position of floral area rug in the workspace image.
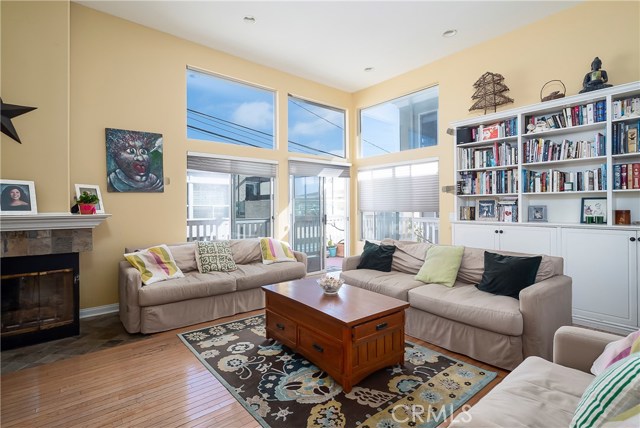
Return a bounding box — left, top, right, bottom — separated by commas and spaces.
178, 315, 496, 428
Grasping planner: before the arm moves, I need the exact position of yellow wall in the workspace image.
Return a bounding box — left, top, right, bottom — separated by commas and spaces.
2, 1, 638, 309
352, 0, 640, 251
1, 1, 70, 211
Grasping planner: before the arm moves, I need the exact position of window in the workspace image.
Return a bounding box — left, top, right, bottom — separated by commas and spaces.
360, 86, 438, 158
186, 154, 277, 241
186, 68, 275, 149
359, 160, 440, 243
288, 95, 346, 158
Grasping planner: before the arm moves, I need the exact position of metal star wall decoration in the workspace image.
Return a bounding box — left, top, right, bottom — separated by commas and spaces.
1, 98, 37, 144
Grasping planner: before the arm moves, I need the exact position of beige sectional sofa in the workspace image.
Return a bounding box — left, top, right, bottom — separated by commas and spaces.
340, 239, 572, 370
450, 326, 623, 427
119, 239, 307, 334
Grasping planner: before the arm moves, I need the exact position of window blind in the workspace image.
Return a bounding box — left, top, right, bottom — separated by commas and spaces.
187, 154, 277, 177
358, 161, 439, 213
288, 160, 350, 178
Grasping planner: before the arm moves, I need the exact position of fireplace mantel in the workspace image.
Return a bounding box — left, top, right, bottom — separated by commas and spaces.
0, 213, 110, 232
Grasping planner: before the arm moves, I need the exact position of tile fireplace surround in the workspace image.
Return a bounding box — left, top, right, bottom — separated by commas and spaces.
0, 213, 109, 349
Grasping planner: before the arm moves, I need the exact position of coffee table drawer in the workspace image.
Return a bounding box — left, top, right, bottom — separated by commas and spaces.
298, 326, 343, 372
266, 310, 297, 347
352, 312, 404, 342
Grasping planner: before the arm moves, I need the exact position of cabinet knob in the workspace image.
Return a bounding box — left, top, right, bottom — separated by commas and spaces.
499, 230, 504, 234
631, 237, 637, 242
494, 230, 499, 234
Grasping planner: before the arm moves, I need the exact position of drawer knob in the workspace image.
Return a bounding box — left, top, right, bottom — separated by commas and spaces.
494, 230, 499, 234
376, 322, 388, 331
276, 323, 285, 330
631, 237, 637, 242
312, 343, 324, 353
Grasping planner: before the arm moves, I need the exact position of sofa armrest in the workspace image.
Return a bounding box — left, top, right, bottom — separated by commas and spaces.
342, 255, 361, 271
118, 260, 143, 333
519, 274, 573, 361
553, 326, 623, 373
293, 250, 308, 269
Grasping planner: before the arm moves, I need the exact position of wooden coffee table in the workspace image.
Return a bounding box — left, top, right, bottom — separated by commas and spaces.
262, 278, 409, 392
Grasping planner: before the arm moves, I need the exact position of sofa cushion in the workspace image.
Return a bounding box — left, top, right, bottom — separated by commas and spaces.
408, 283, 523, 336
415, 245, 464, 287
124, 245, 184, 285
232, 261, 307, 291
230, 238, 262, 264
196, 241, 238, 273
450, 356, 595, 427
571, 354, 640, 428
457, 246, 561, 285
381, 239, 432, 274
357, 241, 396, 272
138, 272, 236, 306
476, 251, 542, 299
167, 243, 197, 272
340, 270, 425, 301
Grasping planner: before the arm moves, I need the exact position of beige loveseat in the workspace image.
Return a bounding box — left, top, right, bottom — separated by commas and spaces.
119, 239, 307, 334
450, 326, 623, 427
340, 239, 572, 370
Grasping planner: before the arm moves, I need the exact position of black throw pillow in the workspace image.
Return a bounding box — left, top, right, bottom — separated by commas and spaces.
357, 240, 396, 272
475, 251, 542, 299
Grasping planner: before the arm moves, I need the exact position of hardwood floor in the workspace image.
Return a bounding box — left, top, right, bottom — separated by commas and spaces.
1, 310, 508, 427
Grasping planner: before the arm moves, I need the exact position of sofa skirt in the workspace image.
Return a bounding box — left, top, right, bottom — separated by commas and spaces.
405, 307, 523, 370
140, 287, 265, 334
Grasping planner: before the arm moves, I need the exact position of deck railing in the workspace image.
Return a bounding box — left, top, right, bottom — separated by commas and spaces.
186, 218, 270, 241
361, 215, 439, 243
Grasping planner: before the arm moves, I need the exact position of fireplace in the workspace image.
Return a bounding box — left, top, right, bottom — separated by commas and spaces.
1, 253, 80, 350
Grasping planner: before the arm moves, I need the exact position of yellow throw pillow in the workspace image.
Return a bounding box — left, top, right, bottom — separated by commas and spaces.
259, 238, 296, 264
415, 245, 464, 287
124, 244, 184, 285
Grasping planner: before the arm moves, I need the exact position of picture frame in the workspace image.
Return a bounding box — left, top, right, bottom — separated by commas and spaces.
0, 179, 37, 215
581, 197, 607, 224
476, 199, 497, 221
528, 205, 548, 222
75, 184, 105, 214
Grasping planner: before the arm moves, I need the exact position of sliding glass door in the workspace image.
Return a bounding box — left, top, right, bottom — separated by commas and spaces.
291, 175, 325, 273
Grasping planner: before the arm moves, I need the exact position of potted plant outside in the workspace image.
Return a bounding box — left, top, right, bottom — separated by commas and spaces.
326, 237, 337, 257
77, 191, 99, 215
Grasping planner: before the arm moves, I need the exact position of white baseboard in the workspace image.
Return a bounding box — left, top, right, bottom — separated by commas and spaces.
573, 316, 636, 335
80, 303, 119, 319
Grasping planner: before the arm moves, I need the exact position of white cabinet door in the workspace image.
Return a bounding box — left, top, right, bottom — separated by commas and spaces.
498, 225, 558, 255
452, 223, 498, 249
562, 228, 638, 329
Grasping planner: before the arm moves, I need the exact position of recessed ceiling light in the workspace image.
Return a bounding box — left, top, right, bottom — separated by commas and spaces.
364, 67, 374, 72
442, 29, 457, 38
243, 16, 256, 24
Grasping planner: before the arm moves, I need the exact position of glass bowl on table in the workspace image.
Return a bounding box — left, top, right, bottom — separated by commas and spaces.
317, 275, 345, 295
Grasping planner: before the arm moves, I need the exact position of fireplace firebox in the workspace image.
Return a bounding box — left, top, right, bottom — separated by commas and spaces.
1, 253, 79, 350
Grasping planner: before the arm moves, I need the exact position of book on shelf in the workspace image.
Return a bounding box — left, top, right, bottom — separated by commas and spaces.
612, 95, 640, 119
457, 170, 518, 195
613, 121, 640, 154
525, 101, 606, 133
457, 141, 517, 170
522, 164, 607, 193
523, 133, 605, 163
613, 163, 640, 190
456, 118, 518, 144
497, 197, 518, 223
459, 206, 476, 221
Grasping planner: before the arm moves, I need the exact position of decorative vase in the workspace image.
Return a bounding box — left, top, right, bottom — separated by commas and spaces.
328, 247, 337, 257
78, 203, 96, 215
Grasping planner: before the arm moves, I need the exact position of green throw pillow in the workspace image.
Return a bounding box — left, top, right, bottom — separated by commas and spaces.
571, 354, 640, 428
415, 245, 464, 287
196, 241, 237, 273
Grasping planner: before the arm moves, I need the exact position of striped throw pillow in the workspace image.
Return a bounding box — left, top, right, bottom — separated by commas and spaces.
571, 354, 640, 428
259, 238, 296, 265
124, 245, 184, 285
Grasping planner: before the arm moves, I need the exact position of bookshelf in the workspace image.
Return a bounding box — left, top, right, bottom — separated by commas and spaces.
451, 81, 640, 226
450, 81, 640, 335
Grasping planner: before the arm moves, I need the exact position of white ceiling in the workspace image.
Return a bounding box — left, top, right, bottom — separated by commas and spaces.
77, 1, 579, 92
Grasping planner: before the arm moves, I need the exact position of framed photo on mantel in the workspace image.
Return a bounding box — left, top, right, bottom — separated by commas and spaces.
0, 179, 37, 215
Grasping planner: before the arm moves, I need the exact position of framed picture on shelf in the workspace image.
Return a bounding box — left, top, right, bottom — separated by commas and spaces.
0, 179, 37, 215
581, 197, 607, 224
74, 184, 105, 214
528, 205, 548, 222
477, 199, 497, 221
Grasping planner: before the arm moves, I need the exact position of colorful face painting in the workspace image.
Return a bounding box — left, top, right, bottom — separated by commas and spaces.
106, 128, 164, 192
